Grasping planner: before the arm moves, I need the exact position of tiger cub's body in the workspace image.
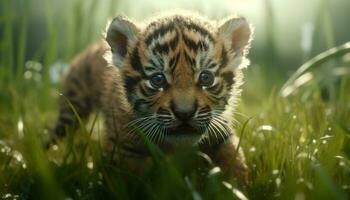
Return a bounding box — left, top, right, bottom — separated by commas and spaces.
53, 12, 253, 184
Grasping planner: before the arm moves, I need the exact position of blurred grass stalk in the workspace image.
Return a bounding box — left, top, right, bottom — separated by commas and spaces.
0, 0, 14, 84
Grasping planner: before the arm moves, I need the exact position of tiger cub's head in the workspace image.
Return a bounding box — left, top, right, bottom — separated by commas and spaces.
105, 13, 253, 146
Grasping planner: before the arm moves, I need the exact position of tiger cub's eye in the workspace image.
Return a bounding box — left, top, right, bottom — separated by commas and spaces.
150, 73, 167, 89
198, 71, 214, 87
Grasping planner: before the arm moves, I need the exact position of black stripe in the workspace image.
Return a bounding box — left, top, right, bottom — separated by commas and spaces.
66, 89, 77, 98
184, 52, 196, 67
84, 63, 93, 86
207, 61, 216, 69
71, 77, 83, 90
145, 65, 157, 71
145, 23, 176, 45
124, 75, 142, 94
169, 32, 179, 50
221, 72, 235, 86
155, 54, 164, 67
208, 94, 223, 102
157, 108, 170, 115
183, 21, 214, 42
149, 59, 157, 68
139, 84, 157, 97
130, 46, 145, 76
198, 40, 209, 51
207, 82, 223, 95
134, 99, 151, 113
183, 33, 209, 53
149, 50, 165, 70
169, 52, 180, 69
153, 42, 170, 54
219, 46, 228, 70
183, 34, 198, 52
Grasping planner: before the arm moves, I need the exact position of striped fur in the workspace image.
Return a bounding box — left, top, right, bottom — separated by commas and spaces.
52, 12, 253, 184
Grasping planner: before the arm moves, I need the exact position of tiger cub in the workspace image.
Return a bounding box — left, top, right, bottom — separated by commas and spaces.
52, 12, 253, 184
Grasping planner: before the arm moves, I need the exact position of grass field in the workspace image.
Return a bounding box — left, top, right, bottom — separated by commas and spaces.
1, 0, 350, 199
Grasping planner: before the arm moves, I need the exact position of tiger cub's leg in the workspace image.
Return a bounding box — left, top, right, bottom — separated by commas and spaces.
46, 43, 108, 148
204, 135, 249, 185
53, 66, 93, 139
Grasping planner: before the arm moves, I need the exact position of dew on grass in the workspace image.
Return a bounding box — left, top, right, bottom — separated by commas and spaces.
320, 134, 333, 140
222, 181, 248, 200
184, 176, 202, 200
305, 182, 313, 190
208, 166, 221, 176
87, 156, 94, 169
52, 144, 59, 151
0, 141, 11, 155
87, 161, 94, 170
17, 117, 24, 139
12, 150, 23, 162
343, 185, 350, 190
256, 125, 276, 133
232, 188, 248, 200
249, 146, 256, 153
24, 61, 43, 82
297, 178, 304, 184
272, 169, 279, 175
2, 193, 19, 200
297, 152, 308, 159
275, 177, 281, 188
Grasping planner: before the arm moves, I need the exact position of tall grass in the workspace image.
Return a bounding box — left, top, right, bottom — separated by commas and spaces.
1, 0, 350, 199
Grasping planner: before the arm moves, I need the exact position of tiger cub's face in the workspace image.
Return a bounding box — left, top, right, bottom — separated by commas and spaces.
106, 14, 252, 145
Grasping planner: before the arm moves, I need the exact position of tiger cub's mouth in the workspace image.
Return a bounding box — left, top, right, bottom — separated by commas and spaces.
164, 123, 205, 146
167, 123, 202, 136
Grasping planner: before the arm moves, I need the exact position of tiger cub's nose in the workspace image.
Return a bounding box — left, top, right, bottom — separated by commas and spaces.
171, 101, 197, 121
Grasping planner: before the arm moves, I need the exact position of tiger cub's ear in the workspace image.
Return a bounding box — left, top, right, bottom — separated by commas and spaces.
106, 16, 139, 67
218, 17, 253, 56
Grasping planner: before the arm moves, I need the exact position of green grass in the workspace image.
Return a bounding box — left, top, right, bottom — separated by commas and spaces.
1, 0, 350, 199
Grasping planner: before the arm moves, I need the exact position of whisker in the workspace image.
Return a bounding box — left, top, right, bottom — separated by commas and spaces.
212, 118, 230, 138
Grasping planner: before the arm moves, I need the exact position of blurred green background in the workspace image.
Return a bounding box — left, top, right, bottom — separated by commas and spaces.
1, 0, 350, 199
2, 0, 350, 78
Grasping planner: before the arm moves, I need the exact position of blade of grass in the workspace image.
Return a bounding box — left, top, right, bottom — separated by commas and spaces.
16, 0, 29, 82
280, 42, 350, 97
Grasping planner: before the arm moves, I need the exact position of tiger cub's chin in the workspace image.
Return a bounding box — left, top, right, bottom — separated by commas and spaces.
53, 12, 253, 185
163, 134, 203, 147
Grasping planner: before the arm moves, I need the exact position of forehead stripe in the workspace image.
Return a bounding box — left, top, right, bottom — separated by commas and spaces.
184, 51, 196, 68
145, 23, 176, 46
182, 34, 209, 53
150, 32, 179, 55
169, 31, 179, 50
169, 52, 180, 69
182, 21, 214, 42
